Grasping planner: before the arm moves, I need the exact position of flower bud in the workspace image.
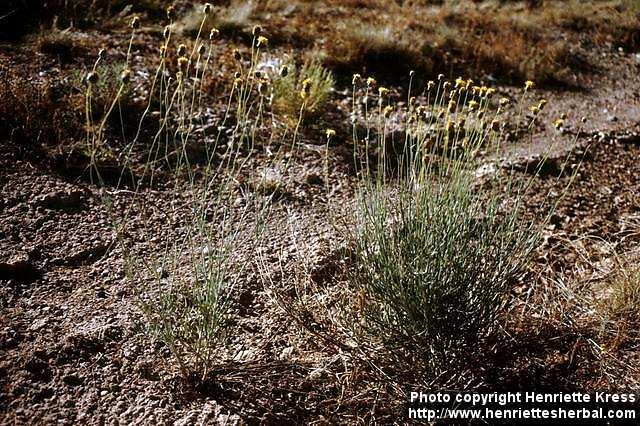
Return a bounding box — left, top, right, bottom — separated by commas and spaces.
120, 68, 132, 84
86, 71, 99, 85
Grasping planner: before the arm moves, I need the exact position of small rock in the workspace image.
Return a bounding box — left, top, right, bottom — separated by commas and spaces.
34, 190, 88, 211
279, 346, 294, 360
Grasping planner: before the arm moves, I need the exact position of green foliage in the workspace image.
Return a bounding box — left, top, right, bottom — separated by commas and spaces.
271, 59, 334, 119
351, 173, 538, 362
346, 79, 550, 365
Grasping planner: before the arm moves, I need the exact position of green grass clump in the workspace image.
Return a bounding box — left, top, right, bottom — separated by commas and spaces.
271, 58, 334, 120
345, 77, 561, 366
351, 171, 537, 362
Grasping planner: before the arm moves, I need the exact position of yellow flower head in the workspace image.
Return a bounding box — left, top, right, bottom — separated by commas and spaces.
366, 77, 377, 87
455, 77, 465, 88
529, 105, 540, 114
378, 87, 389, 97
177, 56, 189, 73
468, 100, 479, 111
383, 105, 394, 118
499, 97, 510, 106
300, 78, 313, 100
256, 36, 268, 47
486, 88, 496, 97
525, 80, 535, 90
166, 6, 176, 21
427, 80, 435, 91
553, 118, 564, 129
209, 28, 220, 40
258, 81, 269, 95
538, 99, 547, 110
446, 119, 455, 132
352, 73, 362, 85
326, 128, 336, 139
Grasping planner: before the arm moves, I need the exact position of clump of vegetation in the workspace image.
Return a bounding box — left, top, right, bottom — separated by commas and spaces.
605, 266, 640, 333
36, 28, 86, 62
82, 8, 310, 375
343, 76, 566, 366
0, 65, 81, 154
271, 58, 334, 120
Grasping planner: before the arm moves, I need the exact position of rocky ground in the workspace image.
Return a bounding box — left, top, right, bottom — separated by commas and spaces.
1, 7, 640, 424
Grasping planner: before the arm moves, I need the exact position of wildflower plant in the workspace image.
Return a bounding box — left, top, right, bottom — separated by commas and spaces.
344, 75, 576, 366
82, 5, 297, 375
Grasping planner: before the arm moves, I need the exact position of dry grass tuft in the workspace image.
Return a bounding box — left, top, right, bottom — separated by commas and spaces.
0, 65, 81, 152
603, 265, 640, 342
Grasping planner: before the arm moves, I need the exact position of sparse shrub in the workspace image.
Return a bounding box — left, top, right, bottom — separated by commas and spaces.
271, 58, 334, 120
80, 8, 299, 375
129, 200, 254, 375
